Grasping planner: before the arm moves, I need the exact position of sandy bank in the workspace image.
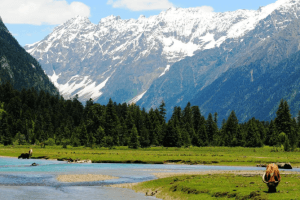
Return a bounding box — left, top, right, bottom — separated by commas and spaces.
56, 174, 119, 182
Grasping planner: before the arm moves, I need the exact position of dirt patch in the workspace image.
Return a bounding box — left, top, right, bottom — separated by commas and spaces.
56, 174, 119, 182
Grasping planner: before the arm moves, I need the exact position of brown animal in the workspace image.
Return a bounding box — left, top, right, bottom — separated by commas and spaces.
262, 163, 281, 193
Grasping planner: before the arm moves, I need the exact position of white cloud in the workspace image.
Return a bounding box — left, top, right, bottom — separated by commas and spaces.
196, 6, 214, 13
0, 0, 90, 25
107, 0, 174, 11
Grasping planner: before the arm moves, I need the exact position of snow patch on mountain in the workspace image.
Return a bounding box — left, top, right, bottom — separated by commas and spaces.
128, 91, 148, 104
159, 65, 171, 77
49, 70, 111, 100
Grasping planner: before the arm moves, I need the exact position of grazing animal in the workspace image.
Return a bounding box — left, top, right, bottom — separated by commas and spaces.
18, 153, 31, 159
262, 163, 281, 193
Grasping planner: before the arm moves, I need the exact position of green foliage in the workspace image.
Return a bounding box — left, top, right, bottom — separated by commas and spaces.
45, 138, 55, 146
284, 135, 290, 152
132, 174, 300, 200
129, 125, 140, 149
0, 81, 299, 150
278, 132, 287, 145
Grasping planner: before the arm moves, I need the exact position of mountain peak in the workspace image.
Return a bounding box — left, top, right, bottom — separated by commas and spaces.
99, 15, 121, 24
67, 15, 91, 25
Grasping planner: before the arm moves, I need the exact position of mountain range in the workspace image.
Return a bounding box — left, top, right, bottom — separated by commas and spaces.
24, 0, 300, 122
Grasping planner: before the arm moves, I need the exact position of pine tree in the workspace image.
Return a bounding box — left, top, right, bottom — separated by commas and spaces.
129, 125, 139, 149
181, 127, 191, 147
95, 126, 105, 145
224, 111, 239, 146
159, 100, 166, 123
182, 102, 193, 125
163, 123, 181, 147
268, 120, 279, 146
206, 113, 218, 145
245, 120, 262, 147
105, 98, 120, 145
192, 106, 201, 131
197, 124, 207, 146
139, 126, 150, 148
275, 100, 292, 138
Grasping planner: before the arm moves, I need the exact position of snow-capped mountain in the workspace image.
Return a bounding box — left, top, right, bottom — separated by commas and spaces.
25, 0, 300, 104
138, 0, 300, 122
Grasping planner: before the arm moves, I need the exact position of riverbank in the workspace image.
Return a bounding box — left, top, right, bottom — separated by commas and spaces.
110, 170, 300, 200
1, 145, 300, 167
56, 174, 119, 182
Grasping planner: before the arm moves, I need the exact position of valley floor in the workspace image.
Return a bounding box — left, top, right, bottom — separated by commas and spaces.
1, 145, 300, 167
117, 172, 300, 200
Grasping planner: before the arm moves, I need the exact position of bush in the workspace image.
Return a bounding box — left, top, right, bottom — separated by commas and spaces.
61, 139, 70, 148
45, 138, 55, 146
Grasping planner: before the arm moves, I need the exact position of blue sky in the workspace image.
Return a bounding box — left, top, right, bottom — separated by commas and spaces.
1, 0, 277, 46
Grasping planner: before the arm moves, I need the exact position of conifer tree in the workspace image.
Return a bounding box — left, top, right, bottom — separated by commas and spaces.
183, 102, 193, 125
268, 120, 278, 146
206, 113, 218, 145
224, 111, 239, 146
181, 127, 191, 147
191, 106, 201, 131
139, 126, 150, 148
95, 126, 105, 145
129, 125, 139, 149
197, 124, 207, 146
163, 122, 181, 147
159, 100, 166, 123
245, 120, 262, 147
105, 98, 120, 145
275, 100, 292, 138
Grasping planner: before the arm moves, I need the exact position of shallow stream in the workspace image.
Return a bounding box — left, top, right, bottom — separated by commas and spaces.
0, 157, 297, 199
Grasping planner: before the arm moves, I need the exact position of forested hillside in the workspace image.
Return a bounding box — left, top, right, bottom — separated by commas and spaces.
0, 17, 58, 95
0, 82, 298, 151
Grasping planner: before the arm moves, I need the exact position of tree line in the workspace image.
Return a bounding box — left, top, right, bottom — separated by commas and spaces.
0, 82, 298, 150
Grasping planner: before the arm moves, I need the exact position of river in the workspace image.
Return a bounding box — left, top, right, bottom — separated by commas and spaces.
0, 157, 296, 199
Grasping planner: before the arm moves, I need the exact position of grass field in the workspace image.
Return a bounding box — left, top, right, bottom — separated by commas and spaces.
129, 173, 300, 200
1, 145, 300, 167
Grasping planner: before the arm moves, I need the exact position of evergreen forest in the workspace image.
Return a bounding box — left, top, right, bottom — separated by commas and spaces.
0, 82, 299, 151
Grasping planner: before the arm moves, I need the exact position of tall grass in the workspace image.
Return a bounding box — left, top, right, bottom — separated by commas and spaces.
0, 145, 299, 166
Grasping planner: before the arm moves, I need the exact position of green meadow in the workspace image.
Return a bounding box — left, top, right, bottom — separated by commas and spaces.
1, 145, 300, 167
131, 174, 300, 200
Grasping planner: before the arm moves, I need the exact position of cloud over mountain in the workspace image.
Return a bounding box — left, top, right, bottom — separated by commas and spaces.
0, 0, 90, 25
107, 0, 174, 11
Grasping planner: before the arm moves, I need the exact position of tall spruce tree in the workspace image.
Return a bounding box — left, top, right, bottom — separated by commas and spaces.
224, 111, 239, 146
245, 119, 263, 147
163, 122, 181, 147
129, 125, 139, 149
206, 113, 218, 145
159, 100, 167, 124
275, 100, 293, 147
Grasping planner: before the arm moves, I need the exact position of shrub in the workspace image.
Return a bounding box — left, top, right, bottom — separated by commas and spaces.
45, 138, 55, 146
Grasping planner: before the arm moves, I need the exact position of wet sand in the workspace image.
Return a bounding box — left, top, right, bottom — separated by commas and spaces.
56, 174, 119, 182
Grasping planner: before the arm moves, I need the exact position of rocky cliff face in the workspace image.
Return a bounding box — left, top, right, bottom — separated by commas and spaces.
0, 17, 58, 95
25, 0, 300, 104
138, 0, 300, 122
